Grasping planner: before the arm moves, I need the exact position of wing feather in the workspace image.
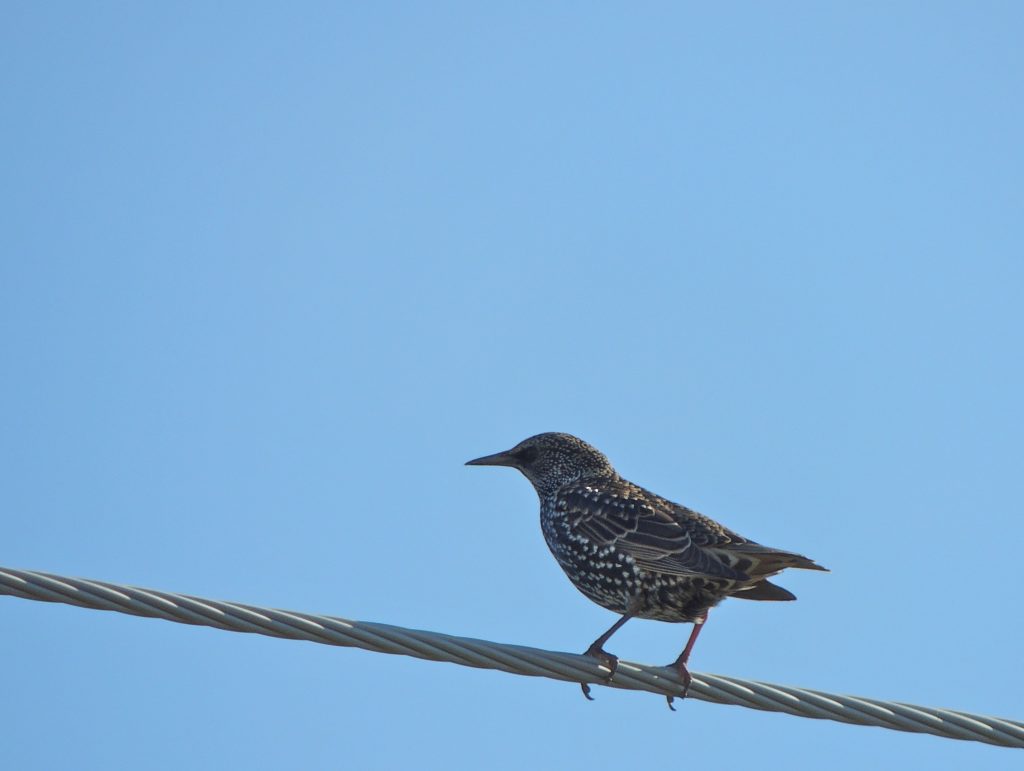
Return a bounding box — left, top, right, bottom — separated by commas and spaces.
556, 481, 748, 580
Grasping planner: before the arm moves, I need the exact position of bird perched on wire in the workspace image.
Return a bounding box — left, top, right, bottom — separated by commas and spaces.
467, 432, 827, 708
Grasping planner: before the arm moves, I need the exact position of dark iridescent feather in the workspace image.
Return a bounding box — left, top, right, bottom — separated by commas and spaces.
467, 432, 827, 704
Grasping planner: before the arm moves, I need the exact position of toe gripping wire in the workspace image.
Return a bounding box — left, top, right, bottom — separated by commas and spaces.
1, 565, 1022, 750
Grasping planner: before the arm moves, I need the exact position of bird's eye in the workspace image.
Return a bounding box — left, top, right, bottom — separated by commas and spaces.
517, 446, 539, 464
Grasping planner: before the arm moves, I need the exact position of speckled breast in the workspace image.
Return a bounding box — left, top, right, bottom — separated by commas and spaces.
540, 506, 735, 623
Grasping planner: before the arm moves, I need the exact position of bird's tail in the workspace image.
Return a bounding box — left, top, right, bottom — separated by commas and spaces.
709, 543, 828, 587
731, 579, 797, 601
716, 544, 826, 602
725, 543, 828, 576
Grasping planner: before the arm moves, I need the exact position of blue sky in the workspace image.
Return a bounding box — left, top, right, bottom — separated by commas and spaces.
2, 3, 1022, 768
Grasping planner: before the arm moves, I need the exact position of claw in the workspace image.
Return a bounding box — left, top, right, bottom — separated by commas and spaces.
677, 662, 693, 699
584, 643, 620, 678
664, 658, 693, 709
579, 644, 619, 701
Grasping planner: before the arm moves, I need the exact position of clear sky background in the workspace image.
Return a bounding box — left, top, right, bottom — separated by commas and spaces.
2, 3, 1022, 769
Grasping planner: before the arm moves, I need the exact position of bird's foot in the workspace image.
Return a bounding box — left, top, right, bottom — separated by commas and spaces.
585, 643, 620, 677
664, 658, 693, 711
580, 644, 619, 701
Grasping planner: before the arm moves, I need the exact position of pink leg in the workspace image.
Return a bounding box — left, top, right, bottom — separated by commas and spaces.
666, 611, 708, 710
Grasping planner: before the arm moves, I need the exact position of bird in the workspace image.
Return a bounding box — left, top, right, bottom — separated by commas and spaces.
466, 432, 827, 708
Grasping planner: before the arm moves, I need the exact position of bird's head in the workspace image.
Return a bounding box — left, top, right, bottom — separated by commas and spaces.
466, 432, 616, 496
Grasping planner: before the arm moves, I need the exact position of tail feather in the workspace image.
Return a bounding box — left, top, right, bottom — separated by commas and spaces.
731, 579, 797, 601
726, 543, 829, 575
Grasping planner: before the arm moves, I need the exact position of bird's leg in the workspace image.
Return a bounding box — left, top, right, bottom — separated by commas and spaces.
665, 610, 708, 710
580, 599, 640, 701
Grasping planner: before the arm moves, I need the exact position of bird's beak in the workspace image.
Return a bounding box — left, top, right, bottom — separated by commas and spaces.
465, 449, 518, 467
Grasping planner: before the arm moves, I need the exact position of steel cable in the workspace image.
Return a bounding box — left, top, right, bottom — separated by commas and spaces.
2, 566, 1020, 749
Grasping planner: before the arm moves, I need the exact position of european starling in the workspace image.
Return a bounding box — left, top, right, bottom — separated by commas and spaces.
467, 432, 827, 707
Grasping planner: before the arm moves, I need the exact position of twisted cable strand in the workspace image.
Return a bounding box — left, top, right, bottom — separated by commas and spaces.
1, 566, 1020, 749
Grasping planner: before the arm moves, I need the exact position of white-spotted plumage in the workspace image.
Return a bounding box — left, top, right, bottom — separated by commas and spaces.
468, 431, 827, 705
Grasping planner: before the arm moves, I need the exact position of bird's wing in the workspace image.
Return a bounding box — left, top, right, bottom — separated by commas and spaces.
556, 481, 749, 580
